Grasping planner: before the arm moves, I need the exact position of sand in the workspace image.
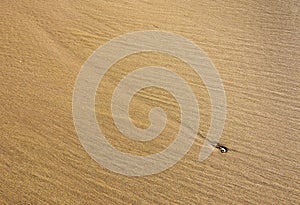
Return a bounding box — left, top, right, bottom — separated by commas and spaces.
1, 0, 299, 204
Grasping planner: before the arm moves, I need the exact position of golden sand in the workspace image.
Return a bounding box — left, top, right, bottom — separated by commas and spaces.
1, 0, 299, 204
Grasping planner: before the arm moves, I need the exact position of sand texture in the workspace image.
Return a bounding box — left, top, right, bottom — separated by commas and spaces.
1, 0, 300, 204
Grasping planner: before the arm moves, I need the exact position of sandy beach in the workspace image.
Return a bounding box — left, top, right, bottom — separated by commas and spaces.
1, 0, 299, 204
